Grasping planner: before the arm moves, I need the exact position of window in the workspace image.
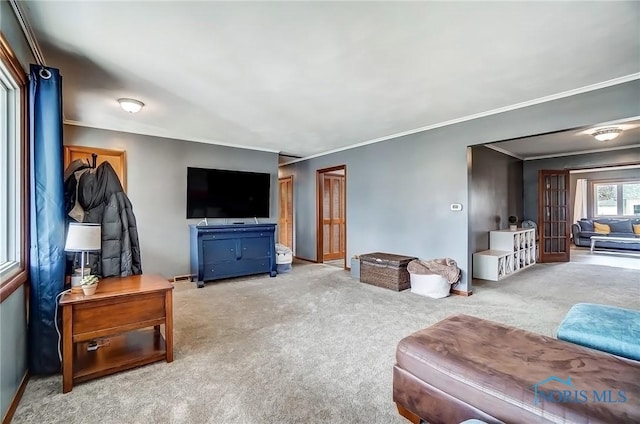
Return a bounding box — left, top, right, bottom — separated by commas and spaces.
0, 35, 27, 299
594, 180, 640, 217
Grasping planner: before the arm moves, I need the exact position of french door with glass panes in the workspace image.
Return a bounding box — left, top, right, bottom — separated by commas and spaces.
538, 170, 571, 262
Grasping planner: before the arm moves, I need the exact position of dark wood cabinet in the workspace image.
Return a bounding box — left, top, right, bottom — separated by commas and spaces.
190, 224, 277, 288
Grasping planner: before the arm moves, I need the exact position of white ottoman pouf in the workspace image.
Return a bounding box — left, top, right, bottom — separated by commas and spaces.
275, 243, 293, 273
409, 273, 451, 298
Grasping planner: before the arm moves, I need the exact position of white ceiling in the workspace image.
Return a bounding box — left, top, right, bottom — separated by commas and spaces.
489, 118, 640, 160
21, 1, 640, 158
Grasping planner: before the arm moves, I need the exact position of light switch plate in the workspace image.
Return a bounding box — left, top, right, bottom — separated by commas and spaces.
450, 203, 463, 211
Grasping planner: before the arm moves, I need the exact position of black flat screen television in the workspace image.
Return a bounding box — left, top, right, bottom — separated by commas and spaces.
186, 167, 271, 218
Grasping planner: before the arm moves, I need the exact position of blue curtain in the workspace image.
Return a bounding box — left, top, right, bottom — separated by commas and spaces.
28, 64, 65, 375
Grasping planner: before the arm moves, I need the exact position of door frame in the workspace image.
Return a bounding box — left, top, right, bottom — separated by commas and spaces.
316, 165, 347, 267
278, 175, 294, 251
64, 145, 127, 191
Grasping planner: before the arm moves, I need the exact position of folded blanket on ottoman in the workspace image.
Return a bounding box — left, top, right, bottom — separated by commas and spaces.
557, 303, 640, 361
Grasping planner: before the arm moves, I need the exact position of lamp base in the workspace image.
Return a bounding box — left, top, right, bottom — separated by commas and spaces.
70, 274, 83, 294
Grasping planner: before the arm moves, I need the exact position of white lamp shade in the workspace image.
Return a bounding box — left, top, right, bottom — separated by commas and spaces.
118, 98, 144, 113
65, 223, 101, 252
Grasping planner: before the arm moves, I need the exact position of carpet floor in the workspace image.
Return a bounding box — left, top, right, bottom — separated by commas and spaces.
12, 261, 640, 424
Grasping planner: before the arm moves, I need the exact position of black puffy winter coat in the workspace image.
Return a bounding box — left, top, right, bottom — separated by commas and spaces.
68, 161, 142, 277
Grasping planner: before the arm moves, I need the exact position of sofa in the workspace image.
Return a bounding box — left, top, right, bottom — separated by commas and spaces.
572, 218, 640, 251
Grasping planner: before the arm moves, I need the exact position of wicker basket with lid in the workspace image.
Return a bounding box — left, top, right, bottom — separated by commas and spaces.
359, 252, 417, 291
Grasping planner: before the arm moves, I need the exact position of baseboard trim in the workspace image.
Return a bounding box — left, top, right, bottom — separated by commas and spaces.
451, 289, 473, 297
294, 256, 317, 263
2, 371, 28, 424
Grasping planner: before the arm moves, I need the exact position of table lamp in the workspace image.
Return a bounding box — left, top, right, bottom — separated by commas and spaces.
65, 222, 101, 293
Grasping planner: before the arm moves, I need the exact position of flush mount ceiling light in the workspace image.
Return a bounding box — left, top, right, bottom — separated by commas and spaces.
118, 98, 144, 113
591, 127, 623, 142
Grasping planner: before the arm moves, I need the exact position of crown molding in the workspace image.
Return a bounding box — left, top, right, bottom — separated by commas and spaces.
483, 144, 524, 160
281, 73, 640, 165
9, 0, 46, 66
570, 163, 640, 174
524, 143, 640, 161
63, 120, 281, 154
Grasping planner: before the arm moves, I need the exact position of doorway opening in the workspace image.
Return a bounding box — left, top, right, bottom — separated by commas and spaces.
316, 165, 346, 268
468, 117, 640, 291
568, 164, 640, 270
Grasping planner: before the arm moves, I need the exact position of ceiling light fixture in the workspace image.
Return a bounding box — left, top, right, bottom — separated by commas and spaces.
118, 98, 144, 113
591, 127, 622, 142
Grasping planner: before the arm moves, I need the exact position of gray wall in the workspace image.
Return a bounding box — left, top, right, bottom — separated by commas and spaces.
1, 1, 33, 420
523, 148, 640, 224
64, 125, 280, 279
469, 146, 523, 254
280, 80, 640, 293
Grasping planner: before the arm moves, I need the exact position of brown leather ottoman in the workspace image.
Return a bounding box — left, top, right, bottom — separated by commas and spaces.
393, 314, 640, 424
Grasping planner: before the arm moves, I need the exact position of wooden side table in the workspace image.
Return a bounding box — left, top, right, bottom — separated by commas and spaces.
60, 274, 174, 393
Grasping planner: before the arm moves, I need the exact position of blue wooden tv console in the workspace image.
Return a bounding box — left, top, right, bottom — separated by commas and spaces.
189, 224, 277, 288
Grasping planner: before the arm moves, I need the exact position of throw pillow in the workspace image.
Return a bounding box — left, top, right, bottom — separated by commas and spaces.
634, 224, 640, 235
579, 220, 594, 232
609, 220, 633, 234
594, 222, 611, 234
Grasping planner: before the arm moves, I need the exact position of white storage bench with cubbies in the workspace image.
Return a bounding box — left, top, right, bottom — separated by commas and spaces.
473, 228, 536, 281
